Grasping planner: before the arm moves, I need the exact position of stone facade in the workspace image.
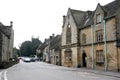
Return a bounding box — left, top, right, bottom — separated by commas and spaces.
0, 22, 14, 63
49, 35, 61, 65
61, 8, 85, 67
61, 0, 120, 72
38, 39, 50, 63
38, 34, 61, 65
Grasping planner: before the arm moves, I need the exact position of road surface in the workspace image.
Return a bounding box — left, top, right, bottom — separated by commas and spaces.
1, 60, 120, 80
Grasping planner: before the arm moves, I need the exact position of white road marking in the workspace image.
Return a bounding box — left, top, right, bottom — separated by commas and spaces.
3, 71, 7, 80
0, 71, 3, 80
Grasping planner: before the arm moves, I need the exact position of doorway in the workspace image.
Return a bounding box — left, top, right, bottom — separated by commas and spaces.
82, 51, 87, 67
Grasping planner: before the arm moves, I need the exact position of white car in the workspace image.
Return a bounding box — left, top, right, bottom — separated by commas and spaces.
23, 57, 31, 62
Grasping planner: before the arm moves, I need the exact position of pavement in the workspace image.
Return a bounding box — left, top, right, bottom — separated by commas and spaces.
45, 63, 120, 78
77, 68, 120, 78
59, 66, 120, 78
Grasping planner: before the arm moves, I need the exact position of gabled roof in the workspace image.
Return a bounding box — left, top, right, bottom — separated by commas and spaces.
69, 8, 88, 28
0, 22, 12, 39
38, 39, 49, 50
81, 0, 120, 28
68, 8, 94, 29
102, 0, 120, 19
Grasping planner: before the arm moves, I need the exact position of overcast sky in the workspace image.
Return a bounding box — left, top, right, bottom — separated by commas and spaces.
0, 0, 114, 48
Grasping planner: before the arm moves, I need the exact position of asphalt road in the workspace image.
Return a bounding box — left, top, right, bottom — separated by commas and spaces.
1, 60, 120, 80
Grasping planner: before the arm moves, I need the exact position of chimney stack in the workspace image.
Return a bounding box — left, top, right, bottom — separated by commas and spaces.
10, 21, 13, 27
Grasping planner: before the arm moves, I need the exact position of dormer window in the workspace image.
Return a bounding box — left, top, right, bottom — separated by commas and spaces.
96, 14, 102, 24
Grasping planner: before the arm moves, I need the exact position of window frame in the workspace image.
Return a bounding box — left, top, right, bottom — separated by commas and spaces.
96, 14, 102, 24
66, 24, 71, 44
96, 30, 103, 42
96, 50, 104, 64
64, 49, 72, 61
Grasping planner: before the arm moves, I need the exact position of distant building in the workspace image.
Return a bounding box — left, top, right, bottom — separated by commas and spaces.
38, 35, 54, 63
37, 40, 48, 62
0, 21, 14, 63
49, 35, 61, 65
37, 34, 61, 65
61, 0, 120, 71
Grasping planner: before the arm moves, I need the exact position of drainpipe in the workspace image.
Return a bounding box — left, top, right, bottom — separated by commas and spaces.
91, 25, 94, 69
116, 17, 119, 72
103, 20, 108, 71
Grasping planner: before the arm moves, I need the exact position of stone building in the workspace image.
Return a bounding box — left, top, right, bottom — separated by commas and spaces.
0, 21, 14, 63
61, 8, 89, 67
49, 35, 61, 65
61, 0, 120, 71
38, 34, 55, 63
38, 38, 50, 62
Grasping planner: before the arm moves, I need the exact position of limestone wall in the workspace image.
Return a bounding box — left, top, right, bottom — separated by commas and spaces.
61, 47, 78, 67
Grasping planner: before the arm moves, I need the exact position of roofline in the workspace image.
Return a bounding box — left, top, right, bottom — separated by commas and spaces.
68, 8, 78, 27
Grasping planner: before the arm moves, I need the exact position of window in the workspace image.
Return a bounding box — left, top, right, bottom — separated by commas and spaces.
96, 50, 104, 64
96, 30, 103, 42
65, 49, 72, 61
82, 34, 86, 44
66, 24, 71, 44
96, 14, 101, 23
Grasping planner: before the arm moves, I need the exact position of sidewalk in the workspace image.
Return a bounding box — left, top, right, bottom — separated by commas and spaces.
47, 62, 120, 78
75, 68, 120, 78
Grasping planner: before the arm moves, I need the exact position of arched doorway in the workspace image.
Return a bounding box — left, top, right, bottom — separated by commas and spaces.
82, 51, 87, 67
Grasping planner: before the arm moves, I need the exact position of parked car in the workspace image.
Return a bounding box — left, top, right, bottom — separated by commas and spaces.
30, 55, 39, 62
30, 58, 36, 62
23, 57, 31, 62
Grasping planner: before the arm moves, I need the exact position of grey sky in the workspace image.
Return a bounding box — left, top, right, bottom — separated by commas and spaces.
0, 0, 114, 48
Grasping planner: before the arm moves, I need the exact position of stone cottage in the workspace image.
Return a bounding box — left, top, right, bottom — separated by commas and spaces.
38, 34, 55, 63
49, 35, 61, 65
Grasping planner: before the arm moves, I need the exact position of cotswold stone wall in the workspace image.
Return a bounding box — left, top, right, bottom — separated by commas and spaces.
80, 45, 92, 68
61, 46, 79, 67
61, 10, 78, 46
118, 47, 120, 71
107, 42, 118, 71
80, 16, 118, 71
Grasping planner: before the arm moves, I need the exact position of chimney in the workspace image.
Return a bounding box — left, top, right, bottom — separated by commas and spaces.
10, 21, 13, 27
63, 15, 66, 27
44, 38, 47, 42
49, 36, 52, 39
63, 15, 66, 23
87, 11, 92, 16
52, 34, 55, 38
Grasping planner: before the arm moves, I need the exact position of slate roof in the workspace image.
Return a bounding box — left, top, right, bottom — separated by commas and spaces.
50, 35, 61, 51
38, 39, 49, 50
70, 9, 87, 27
0, 22, 12, 39
69, 0, 120, 29
102, 0, 120, 19
81, 11, 94, 28
69, 8, 94, 29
